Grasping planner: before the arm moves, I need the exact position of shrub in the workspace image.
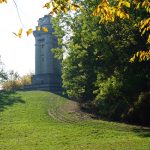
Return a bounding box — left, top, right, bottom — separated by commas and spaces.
126, 92, 150, 126
2, 80, 20, 91
2, 74, 31, 91
93, 73, 129, 120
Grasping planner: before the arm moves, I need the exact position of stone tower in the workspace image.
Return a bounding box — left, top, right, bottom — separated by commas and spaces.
29, 15, 62, 91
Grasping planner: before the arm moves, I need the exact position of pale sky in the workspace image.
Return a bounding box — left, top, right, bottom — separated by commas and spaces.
0, 0, 49, 76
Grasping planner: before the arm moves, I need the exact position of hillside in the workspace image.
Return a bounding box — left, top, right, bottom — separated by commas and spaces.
0, 91, 150, 150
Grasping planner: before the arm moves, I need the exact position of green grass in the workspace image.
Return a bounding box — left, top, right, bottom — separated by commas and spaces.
0, 91, 150, 150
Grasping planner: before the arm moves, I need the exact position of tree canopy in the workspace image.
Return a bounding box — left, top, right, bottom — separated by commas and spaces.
51, 0, 150, 125
43, 0, 150, 62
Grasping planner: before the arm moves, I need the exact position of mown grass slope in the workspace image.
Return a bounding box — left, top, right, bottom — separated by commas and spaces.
0, 91, 150, 150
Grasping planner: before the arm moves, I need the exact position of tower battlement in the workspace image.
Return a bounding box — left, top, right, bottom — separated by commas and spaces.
38, 15, 51, 26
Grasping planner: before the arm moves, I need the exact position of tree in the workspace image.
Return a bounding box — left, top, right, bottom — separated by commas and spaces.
0, 0, 7, 4
1, 70, 20, 91
52, 0, 101, 101
52, 0, 150, 125
0, 57, 7, 83
2, 72, 32, 91
43, 0, 150, 62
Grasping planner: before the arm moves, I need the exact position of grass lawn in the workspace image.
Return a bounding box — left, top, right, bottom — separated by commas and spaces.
0, 91, 150, 150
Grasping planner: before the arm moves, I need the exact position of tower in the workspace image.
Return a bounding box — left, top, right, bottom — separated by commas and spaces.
30, 15, 62, 91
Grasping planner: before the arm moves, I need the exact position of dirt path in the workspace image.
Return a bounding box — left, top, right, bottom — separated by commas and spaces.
48, 100, 92, 123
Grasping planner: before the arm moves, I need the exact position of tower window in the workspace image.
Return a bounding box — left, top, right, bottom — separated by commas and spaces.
41, 56, 44, 62
41, 44, 44, 48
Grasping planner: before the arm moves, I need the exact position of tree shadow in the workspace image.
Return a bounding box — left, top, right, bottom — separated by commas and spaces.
131, 127, 150, 138
54, 91, 69, 99
0, 90, 25, 112
53, 91, 150, 137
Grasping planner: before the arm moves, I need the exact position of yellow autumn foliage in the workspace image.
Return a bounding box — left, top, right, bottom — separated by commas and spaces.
130, 50, 150, 63
2, 74, 32, 91
42, 27, 49, 32
12, 28, 23, 38
0, 0, 7, 3
37, 26, 41, 31
26, 28, 33, 36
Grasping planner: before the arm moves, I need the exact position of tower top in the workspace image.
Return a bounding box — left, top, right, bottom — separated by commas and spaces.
38, 15, 51, 26
34, 15, 53, 36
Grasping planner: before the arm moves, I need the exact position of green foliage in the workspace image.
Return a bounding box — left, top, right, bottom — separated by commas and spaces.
94, 73, 123, 102
0, 57, 7, 83
52, 2, 99, 101
51, 0, 150, 124
62, 47, 87, 100
93, 72, 129, 120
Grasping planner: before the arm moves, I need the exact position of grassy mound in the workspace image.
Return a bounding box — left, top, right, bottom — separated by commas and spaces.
0, 91, 149, 150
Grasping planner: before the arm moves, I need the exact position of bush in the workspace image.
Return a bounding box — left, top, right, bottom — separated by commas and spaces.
93, 73, 129, 120
2, 74, 31, 91
126, 92, 150, 126
94, 73, 123, 102
2, 80, 21, 91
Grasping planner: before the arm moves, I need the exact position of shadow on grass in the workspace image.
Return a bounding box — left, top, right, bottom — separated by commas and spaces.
132, 127, 150, 138
0, 90, 25, 112
53, 91, 150, 137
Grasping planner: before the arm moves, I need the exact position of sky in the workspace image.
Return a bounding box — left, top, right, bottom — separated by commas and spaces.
0, 0, 49, 76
